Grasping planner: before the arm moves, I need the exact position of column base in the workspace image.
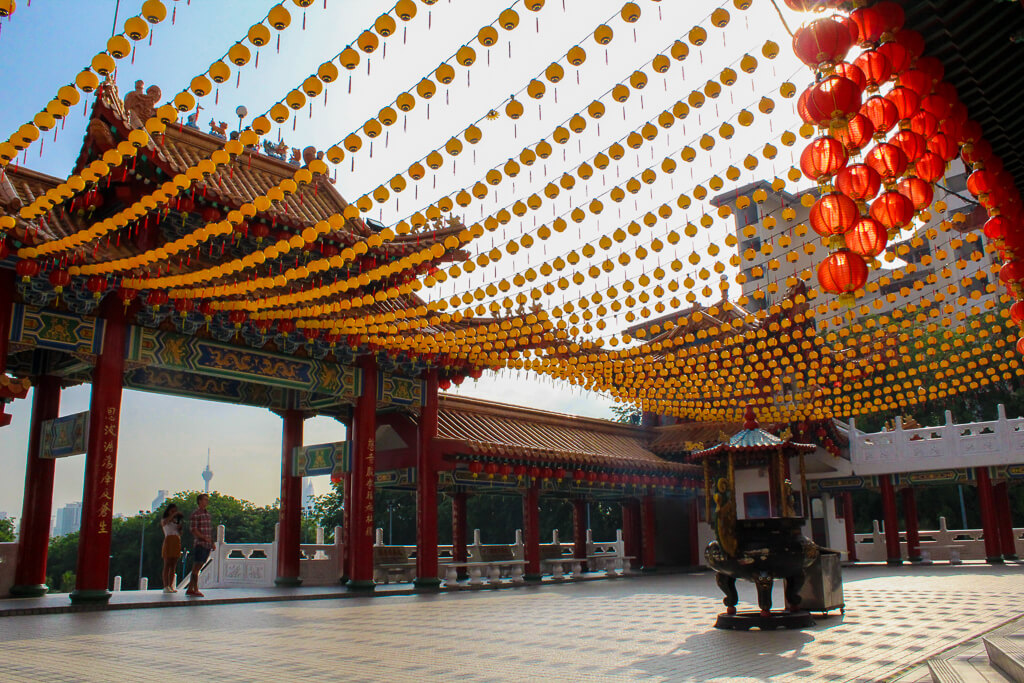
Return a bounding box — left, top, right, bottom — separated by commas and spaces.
986, 556, 1005, 564
908, 556, 923, 564
274, 576, 303, 587
523, 573, 543, 583
641, 566, 658, 574
346, 580, 376, 592
413, 577, 441, 589
338, 575, 350, 585
1003, 554, 1019, 561
886, 559, 903, 566
69, 589, 111, 604
8, 583, 49, 598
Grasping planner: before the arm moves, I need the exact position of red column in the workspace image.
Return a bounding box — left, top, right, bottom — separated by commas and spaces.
347, 356, 378, 590
522, 481, 541, 580
276, 409, 305, 585
71, 312, 127, 603
415, 370, 440, 588
880, 474, 902, 565
0, 270, 14, 428
993, 482, 1018, 561
688, 498, 700, 567
843, 492, 858, 563
901, 487, 921, 563
572, 499, 587, 561
11, 374, 60, 596
976, 467, 1004, 564
452, 490, 468, 579
640, 494, 657, 572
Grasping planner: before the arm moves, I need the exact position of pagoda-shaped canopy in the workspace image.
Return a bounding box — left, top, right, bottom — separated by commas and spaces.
691, 406, 817, 462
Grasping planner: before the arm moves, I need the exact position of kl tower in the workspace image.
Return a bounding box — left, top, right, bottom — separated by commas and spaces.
201, 449, 213, 495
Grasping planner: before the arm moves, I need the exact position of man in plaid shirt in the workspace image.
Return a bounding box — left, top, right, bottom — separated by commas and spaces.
186, 493, 215, 597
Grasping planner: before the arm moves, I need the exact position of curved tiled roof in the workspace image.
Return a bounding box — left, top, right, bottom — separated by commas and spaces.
436, 395, 698, 474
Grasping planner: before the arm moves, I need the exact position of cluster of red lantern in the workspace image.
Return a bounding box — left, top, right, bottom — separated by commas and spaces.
462, 460, 686, 489
790, 0, 1014, 310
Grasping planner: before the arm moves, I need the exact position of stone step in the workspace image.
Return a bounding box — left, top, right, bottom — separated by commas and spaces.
928, 657, 1010, 683
983, 637, 1024, 682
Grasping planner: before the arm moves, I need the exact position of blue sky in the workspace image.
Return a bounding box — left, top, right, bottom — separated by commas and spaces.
0, 0, 807, 519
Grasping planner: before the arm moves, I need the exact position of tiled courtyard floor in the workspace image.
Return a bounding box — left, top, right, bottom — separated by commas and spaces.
0, 564, 1020, 682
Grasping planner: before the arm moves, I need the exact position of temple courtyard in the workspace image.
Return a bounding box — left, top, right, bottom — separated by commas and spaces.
0, 564, 1020, 682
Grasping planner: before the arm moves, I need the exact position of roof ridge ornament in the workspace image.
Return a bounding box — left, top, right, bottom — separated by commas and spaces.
742, 404, 758, 430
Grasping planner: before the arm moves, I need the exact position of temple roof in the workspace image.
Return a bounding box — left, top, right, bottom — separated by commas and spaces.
436, 394, 697, 474
690, 406, 816, 460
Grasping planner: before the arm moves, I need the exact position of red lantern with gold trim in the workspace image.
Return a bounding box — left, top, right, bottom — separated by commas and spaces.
800, 136, 848, 182
914, 152, 946, 183
48, 268, 71, 295
810, 192, 859, 239
834, 112, 874, 153
836, 163, 882, 202
802, 76, 863, 128
908, 111, 939, 139
853, 49, 892, 91
891, 129, 927, 163
15, 258, 40, 282
885, 86, 920, 121
792, 17, 853, 70
817, 249, 868, 295
927, 133, 958, 162
844, 216, 888, 257
850, 5, 886, 46
896, 69, 931, 98
865, 142, 908, 182
897, 176, 934, 212
870, 190, 915, 232
861, 95, 898, 136
876, 41, 910, 76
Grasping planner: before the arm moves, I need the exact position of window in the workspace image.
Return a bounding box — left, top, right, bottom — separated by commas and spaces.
744, 491, 771, 519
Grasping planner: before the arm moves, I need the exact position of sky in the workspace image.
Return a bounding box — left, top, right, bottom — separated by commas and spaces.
0, 0, 811, 521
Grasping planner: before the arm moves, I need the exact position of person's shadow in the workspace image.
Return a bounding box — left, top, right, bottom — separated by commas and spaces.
617, 627, 817, 681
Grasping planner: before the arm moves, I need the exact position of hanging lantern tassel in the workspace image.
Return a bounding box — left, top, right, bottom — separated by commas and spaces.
276, 34, 280, 53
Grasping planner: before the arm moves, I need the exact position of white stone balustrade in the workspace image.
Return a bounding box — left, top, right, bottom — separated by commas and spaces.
849, 405, 1024, 475
198, 524, 345, 589
852, 516, 1022, 563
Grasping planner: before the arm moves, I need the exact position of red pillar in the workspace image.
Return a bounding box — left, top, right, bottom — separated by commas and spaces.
880, 474, 902, 565
0, 270, 14, 428
347, 356, 378, 590
901, 487, 922, 563
976, 467, 1004, 564
452, 491, 468, 579
276, 409, 305, 585
522, 481, 541, 580
993, 482, 1018, 561
11, 374, 61, 596
843, 492, 858, 563
640, 494, 657, 572
70, 312, 127, 603
415, 370, 440, 587
572, 499, 587, 561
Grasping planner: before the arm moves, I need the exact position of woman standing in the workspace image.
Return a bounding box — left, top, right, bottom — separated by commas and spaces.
160, 504, 183, 593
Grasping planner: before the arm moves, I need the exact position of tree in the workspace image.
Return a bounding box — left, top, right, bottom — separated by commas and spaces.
611, 404, 642, 425
0, 517, 14, 542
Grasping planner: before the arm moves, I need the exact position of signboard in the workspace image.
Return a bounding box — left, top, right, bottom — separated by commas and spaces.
293, 441, 350, 477
40, 411, 90, 459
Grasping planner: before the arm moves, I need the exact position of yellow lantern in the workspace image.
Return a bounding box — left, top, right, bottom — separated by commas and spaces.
124, 15, 150, 40
499, 8, 519, 29
107, 35, 131, 58
435, 63, 455, 84
357, 30, 379, 53
76, 69, 100, 93
416, 78, 436, 99
339, 47, 360, 69
269, 4, 291, 30
141, 0, 167, 23
228, 43, 252, 66
594, 24, 614, 45
91, 53, 116, 77
248, 24, 271, 47
567, 46, 586, 66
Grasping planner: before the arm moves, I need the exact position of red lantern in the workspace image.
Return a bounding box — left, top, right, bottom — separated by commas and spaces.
874, 1, 905, 36
500, 464, 513, 478
861, 95, 899, 136
908, 111, 939, 140
513, 464, 527, 477
885, 86, 920, 121
919, 94, 951, 123
891, 129, 927, 164
833, 112, 874, 153
853, 50, 892, 91
553, 467, 565, 480
962, 138, 993, 169
802, 76, 863, 128
926, 133, 958, 162
118, 286, 136, 308
914, 56, 945, 85
484, 463, 498, 479
818, 249, 868, 295
999, 260, 1024, 291
146, 289, 169, 309
86, 275, 107, 299
573, 469, 585, 482
849, 5, 886, 46
48, 268, 71, 294
870, 191, 915, 232
960, 120, 983, 147
177, 196, 195, 215
897, 176, 934, 212
896, 69, 932, 98
15, 258, 40, 282
439, 378, 451, 390
865, 142, 908, 181
468, 461, 483, 477
832, 62, 866, 93
984, 215, 1011, 243
799, 136, 848, 182
1010, 300, 1024, 325
200, 206, 222, 223
836, 164, 882, 202
228, 309, 247, 329
844, 216, 888, 257
792, 17, 853, 69
810, 192, 859, 239
914, 152, 946, 183
1017, 337, 1024, 356
174, 297, 194, 316
278, 319, 296, 334
966, 169, 995, 199
528, 466, 540, 478
893, 29, 925, 63
876, 41, 910, 76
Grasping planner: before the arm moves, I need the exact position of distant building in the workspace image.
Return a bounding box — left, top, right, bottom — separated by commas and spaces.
151, 489, 169, 512
302, 479, 316, 512
54, 503, 83, 537
202, 450, 214, 495
710, 160, 998, 321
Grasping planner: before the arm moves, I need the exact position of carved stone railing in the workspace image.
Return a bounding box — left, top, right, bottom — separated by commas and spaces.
849, 405, 1024, 475
199, 524, 344, 589
852, 516, 1022, 563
